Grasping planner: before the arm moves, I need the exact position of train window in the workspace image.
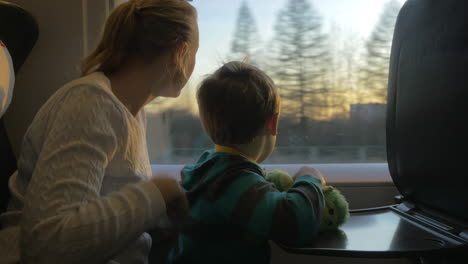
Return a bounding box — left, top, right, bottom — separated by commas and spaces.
138, 0, 404, 164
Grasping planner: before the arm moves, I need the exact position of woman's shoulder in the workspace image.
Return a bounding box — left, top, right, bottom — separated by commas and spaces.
60, 72, 119, 104
45, 72, 125, 116
32, 72, 129, 133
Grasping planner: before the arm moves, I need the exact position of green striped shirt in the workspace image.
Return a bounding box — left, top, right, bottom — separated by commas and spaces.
169, 150, 324, 264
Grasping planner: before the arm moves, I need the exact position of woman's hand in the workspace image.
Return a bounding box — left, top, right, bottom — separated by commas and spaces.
292, 166, 325, 184
151, 177, 190, 223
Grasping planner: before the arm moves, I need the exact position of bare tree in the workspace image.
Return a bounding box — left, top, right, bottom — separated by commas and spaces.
228, 1, 262, 65
269, 0, 331, 140
359, 0, 401, 102
325, 24, 362, 117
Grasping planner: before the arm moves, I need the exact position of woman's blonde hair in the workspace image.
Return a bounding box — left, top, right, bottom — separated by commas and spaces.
81, 0, 196, 76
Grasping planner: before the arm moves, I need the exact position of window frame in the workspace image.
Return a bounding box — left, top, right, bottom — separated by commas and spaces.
151, 162, 393, 186
132, 0, 395, 186
151, 162, 398, 209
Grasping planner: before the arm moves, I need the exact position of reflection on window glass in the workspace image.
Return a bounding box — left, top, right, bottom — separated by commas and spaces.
144, 0, 404, 164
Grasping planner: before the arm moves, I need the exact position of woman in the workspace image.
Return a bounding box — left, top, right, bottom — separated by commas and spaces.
0, 0, 199, 263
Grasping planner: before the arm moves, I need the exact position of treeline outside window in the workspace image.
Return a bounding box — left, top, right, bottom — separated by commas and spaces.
143, 0, 404, 164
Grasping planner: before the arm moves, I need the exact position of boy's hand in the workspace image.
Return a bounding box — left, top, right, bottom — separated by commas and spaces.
151, 177, 190, 221
292, 166, 325, 184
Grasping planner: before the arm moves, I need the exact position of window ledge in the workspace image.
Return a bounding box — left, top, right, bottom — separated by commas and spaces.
151, 163, 393, 187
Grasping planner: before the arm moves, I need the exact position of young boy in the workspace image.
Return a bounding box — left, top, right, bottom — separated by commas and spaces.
169, 61, 325, 264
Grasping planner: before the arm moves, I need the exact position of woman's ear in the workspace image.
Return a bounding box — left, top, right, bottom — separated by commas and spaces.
174, 42, 189, 68
266, 113, 279, 136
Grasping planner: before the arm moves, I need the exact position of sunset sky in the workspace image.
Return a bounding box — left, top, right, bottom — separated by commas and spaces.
190, 0, 406, 79
148, 0, 406, 113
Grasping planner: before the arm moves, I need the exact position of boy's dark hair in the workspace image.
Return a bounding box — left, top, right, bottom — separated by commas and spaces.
197, 61, 278, 145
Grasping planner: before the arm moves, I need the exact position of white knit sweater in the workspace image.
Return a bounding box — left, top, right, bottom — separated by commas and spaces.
0, 72, 166, 264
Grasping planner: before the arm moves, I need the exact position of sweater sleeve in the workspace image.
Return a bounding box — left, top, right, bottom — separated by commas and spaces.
20, 85, 166, 264
213, 171, 324, 246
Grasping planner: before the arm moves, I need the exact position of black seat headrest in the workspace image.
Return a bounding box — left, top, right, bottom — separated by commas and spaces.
0, 1, 38, 72
387, 0, 468, 220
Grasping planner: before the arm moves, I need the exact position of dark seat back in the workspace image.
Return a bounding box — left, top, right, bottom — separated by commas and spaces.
0, 1, 38, 215
387, 0, 468, 221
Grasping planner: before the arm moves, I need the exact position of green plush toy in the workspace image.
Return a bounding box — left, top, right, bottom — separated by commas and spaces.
265, 169, 294, 191
266, 169, 350, 231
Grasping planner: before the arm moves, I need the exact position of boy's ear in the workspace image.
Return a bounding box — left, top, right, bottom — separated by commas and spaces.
266, 113, 279, 136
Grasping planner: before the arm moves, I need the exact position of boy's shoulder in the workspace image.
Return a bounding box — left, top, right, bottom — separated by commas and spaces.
181, 150, 265, 186
187, 149, 262, 171
213, 150, 264, 174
